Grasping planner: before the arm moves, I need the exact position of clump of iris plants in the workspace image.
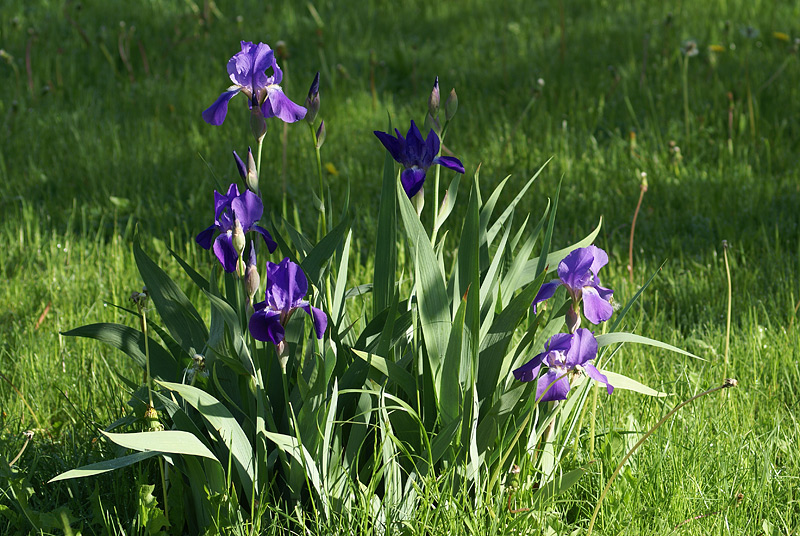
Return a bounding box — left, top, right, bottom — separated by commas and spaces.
52, 39, 723, 534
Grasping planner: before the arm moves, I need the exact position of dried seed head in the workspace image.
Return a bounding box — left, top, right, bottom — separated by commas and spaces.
723, 378, 738, 388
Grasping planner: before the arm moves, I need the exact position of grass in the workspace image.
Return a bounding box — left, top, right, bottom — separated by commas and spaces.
1, 0, 799, 533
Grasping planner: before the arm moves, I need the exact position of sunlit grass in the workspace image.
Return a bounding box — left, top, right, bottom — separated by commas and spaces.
1, 0, 799, 533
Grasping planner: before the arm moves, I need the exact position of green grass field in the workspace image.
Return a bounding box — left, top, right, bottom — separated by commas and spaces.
1, 0, 799, 533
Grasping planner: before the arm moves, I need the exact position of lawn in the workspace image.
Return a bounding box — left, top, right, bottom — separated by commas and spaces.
1, 0, 799, 534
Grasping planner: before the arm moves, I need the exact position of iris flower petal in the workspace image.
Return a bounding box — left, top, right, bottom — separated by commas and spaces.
195, 225, 217, 250
405, 121, 425, 165
583, 363, 613, 395
252, 225, 278, 253
512, 356, 543, 383
262, 87, 307, 123
231, 189, 264, 230
432, 156, 465, 174
248, 309, 284, 344
536, 371, 571, 402
401, 168, 427, 198
532, 280, 563, 313
202, 88, 240, 126
564, 328, 598, 367
299, 302, 328, 339
582, 286, 613, 324
213, 233, 239, 273
374, 131, 406, 162
586, 245, 609, 275
227, 41, 273, 91
558, 248, 594, 290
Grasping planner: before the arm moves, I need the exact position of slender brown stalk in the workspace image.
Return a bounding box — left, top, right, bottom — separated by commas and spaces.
628, 173, 648, 283
137, 41, 151, 77
586, 379, 738, 536
25, 33, 35, 94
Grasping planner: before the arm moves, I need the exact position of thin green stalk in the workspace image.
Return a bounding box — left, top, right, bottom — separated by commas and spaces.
141, 308, 153, 409
723, 241, 732, 378
586, 379, 738, 536
430, 126, 447, 244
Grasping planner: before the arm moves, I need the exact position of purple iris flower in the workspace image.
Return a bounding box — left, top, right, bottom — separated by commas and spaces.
195, 184, 277, 273
513, 328, 613, 402
533, 245, 614, 324
202, 41, 307, 126
373, 120, 465, 198
248, 258, 327, 345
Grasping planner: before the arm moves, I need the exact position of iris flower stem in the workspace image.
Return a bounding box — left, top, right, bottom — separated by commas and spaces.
280, 366, 321, 520
586, 379, 738, 536
432, 162, 442, 239
309, 124, 327, 238
309, 124, 333, 310
140, 308, 154, 409
430, 127, 447, 244
488, 372, 569, 496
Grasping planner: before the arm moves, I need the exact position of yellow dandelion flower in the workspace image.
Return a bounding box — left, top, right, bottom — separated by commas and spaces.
709, 44, 726, 52
325, 162, 339, 176
773, 31, 790, 42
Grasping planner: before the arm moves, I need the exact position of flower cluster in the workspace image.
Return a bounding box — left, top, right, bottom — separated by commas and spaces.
514, 246, 616, 401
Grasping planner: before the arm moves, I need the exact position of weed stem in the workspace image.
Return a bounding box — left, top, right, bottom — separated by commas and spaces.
586, 379, 738, 536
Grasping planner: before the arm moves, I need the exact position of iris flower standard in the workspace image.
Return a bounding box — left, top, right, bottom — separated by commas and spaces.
533, 245, 614, 325
513, 328, 613, 402
374, 120, 464, 198
248, 257, 327, 346
195, 184, 277, 273
202, 41, 307, 126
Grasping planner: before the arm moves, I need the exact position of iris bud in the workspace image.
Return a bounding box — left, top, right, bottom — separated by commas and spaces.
233, 150, 247, 181
412, 187, 425, 217
246, 147, 258, 193
566, 305, 581, 334
305, 72, 320, 124
245, 248, 260, 303
250, 97, 267, 142
428, 76, 440, 117
232, 220, 246, 258
315, 120, 326, 149
445, 88, 458, 121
